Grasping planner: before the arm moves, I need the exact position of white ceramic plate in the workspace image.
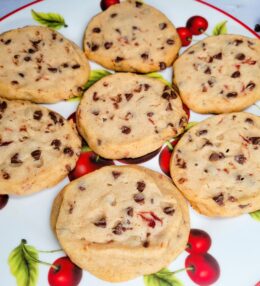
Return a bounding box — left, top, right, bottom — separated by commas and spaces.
0, 0, 259, 285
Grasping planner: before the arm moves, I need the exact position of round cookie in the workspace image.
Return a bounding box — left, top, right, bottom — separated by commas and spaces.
76, 73, 188, 159
0, 26, 90, 103
170, 112, 260, 217
84, 1, 181, 73
51, 165, 190, 282
0, 98, 81, 195
173, 35, 260, 113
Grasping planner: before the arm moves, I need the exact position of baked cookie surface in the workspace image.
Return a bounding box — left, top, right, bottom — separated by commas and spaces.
0, 26, 89, 103
51, 165, 189, 282
84, 1, 181, 73
173, 35, 260, 113
170, 112, 260, 217
76, 73, 188, 159
0, 98, 81, 195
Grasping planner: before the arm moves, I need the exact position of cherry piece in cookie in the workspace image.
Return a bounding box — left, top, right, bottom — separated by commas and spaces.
100, 0, 120, 11
48, 256, 82, 286
186, 229, 211, 254
186, 16, 208, 35
0, 195, 9, 210
176, 27, 193, 47
185, 253, 220, 286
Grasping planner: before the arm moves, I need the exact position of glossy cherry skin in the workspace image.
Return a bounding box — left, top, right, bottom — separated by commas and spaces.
186, 229, 212, 254
159, 140, 178, 177
100, 0, 120, 11
177, 27, 193, 47
185, 253, 220, 286
69, 150, 114, 180
48, 256, 82, 286
0, 195, 9, 210
186, 16, 208, 35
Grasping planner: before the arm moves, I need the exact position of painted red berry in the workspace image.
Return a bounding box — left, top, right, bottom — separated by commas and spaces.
186, 229, 212, 254
186, 16, 208, 35
0, 195, 9, 210
255, 282, 260, 286
48, 256, 82, 286
185, 253, 220, 286
159, 140, 178, 176
100, 0, 120, 11
69, 147, 114, 180
177, 27, 193, 47
118, 147, 161, 164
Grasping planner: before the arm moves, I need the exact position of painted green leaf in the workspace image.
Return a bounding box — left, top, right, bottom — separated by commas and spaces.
212, 21, 228, 35
83, 69, 112, 91
185, 121, 197, 131
144, 268, 184, 286
8, 240, 39, 286
146, 72, 171, 87
249, 210, 260, 221
31, 10, 67, 29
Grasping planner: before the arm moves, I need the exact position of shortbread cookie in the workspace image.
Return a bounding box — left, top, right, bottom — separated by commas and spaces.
0, 98, 81, 195
0, 26, 89, 103
76, 73, 188, 159
51, 165, 189, 282
84, 1, 181, 73
170, 112, 260, 217
173, 35, 260, 113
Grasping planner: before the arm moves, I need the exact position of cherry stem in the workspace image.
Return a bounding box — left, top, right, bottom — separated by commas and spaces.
163, 266, 194, 275
37, 249, 63, 253
21, 240, 59, 271
165, 141, 173, 151
81, 145, 92, 152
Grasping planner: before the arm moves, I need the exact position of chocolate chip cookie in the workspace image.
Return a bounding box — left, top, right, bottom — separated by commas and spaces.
170, 112, 260, 217
76, 73, 188, 159
51, 165, 189, 282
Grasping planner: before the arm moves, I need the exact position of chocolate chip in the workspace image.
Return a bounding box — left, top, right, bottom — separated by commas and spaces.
166, 102, 173, 111
209, 152, 225, 161
136, 181, 146, 192
24, 56, 31, 62
212, 193, 224, 206
246, 81, 255, 91
14, 55, 19, 59
213, 52, 222, 60
159, 23, 167, 30
175, 156, 186, 169
11, 153, 22, 164
234, 154, 246, 164
97, 139, 102, 146
188, 50, 195, 54
115, 28, 121, 34
126, 207, 134, 217
245, 118, 254, 124
166, 39, 174, 45
125, 93, 133, 101
28, 48, 35, 54
163, 206, 175, 215
92, 110, 99, 116
235, 53, 245, 60
63, 147, 74, 157
72, 64, 80, 69
115, 56, 124, 62
233, 39, 243, 46
112, 223, 126, 235
135, 1, 143, 7
104, 42, 113, 49
228, 196, 237, 202
18, 73, 24, 78
231, 71, 240, 78
179, 116, 187, 128
48, 67, 58, 73
236, 175, 244, 181
93, 92, 99, 101
196, 130, 208, 136
208, 79, 214, 87
62, 63, 69, 68
121, 126, 131, 134
33, 110, 43, 120
0, 101, 7, 112
112, 171, 121, 179
248, 137, 260, 145
31, 150, 41, 160
133, 193, 144, 204
52, 33, 57, 40
94, 218, 106, 228
226, 92, 238, 98
208, 56, 213, 63
51, 140, 61, 150
239, 204, 250, 209
49, 111, 58, 124
141, 53, 149, 60
0, 141, 13, 147
91, 44, 99, 51
147, 112, 154, 117
110, 12, 118, 18
11, 80, 19, 85
4, 39, 11, 45
159, 62, 166, 70
92, 27, 101, 33
144, 84, 150, 91
2, 172, 10, 179
143, 241, 149, 248
202, 139, 213, 148
204, 67, 211, 74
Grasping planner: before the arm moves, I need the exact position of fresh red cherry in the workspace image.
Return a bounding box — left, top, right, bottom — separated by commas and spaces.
118, 147, 161, 164
177, 27, 193, 47
255, 282, 260, 286
48, 256, 82, 286
185, 253, 220, 286
100, 0, 120, 11
186, 16, 208, 35
159, 140, 178, 177
69, 147, 114, 180
0, 195, 9, 210
186, 229, 212, 254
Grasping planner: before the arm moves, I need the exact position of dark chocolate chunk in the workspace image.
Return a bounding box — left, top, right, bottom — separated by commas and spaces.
163, 206, 175, 215
136, 181, 146, 192
226, 92, 238, 98
166, 102, 173, 111
2, 172, 10, 179
104, 42, 113, 49
112, 171, 121, 179
135, 1, 143, 7
125, 93, 133, 101
115, 56, 124, 62
48, 67, 58, 73
92, 27, 101, 33
72, 64, 80, 69
121, 126, 131, 134
212, 193, 224, 206
233, 39, 243, 46
49, 111, 58, 124
91, 44, 99, 51
0, 101, 7, 112
235, 53, 245, 60
234, 154, 246, 164
31, 150, 41, 160
11, 153, 22, 164
63, 147, 74, 157
93, 92, 99, 101
110, 13, 117, 18
33, 110, 43, 120
112, 223, 126, 235
0, 141, 13, 147
126, 207, 134, 217
143, 241, 149, 248
28, 48, 36, 54
144, 84, 150, 91
18, 73, 24, 78
11, 80, 19, 85
179, 116, 187, 128
246, 81, 255, 91
231, 71, 240, 78
248, 137, 260, 145
159, 23, 167, 30
209, 152, 225, 161
147, 112, 154, 117
133, 193, 145, 204
167, 39, 174, 45
4, 39, 11, 45
245, 118, 254, 124
94, 218, 106, 228
141, 53, 149, 60
159, 62, 166, 70
213, 52, 222, 60
196, 129, 208, 136
24, 56, 31, 62
204, 67, 211, 74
